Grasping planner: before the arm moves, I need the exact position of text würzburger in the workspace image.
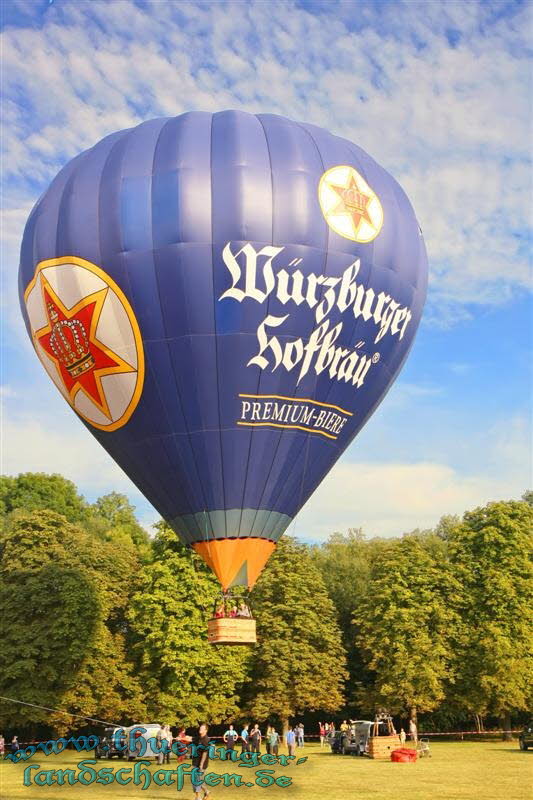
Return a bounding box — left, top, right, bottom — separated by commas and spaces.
220, 243, 412, 390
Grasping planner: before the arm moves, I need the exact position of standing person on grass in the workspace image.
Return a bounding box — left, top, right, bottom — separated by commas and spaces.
192, 723, 211, 800
176, 726, 190, 762
164, 725, 172, 764
298, 723, 305, 746
223, 724, 238, 759
285, 727, 296, 757
240, 723, 249, 753
268, 728, 280, 756
319, 722, 326, 748
155, 724, 165, 765
249, 724, 261, 754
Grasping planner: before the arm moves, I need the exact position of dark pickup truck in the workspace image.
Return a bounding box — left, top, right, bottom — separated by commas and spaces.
94, 727, 126, 759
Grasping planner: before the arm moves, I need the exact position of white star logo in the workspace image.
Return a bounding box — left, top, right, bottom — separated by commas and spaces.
318, 165, 384, 242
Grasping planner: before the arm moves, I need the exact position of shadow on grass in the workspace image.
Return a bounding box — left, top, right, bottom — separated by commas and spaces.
311, 752, 367, 759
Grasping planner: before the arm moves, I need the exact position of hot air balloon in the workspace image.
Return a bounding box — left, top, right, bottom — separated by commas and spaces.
19, 111, 428, 645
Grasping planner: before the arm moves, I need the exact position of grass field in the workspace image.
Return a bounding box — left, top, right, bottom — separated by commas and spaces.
1, 741, 531, 800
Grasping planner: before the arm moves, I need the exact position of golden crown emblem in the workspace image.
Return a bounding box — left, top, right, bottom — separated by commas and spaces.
47, 303, 95, 378
342, 186, 368, 213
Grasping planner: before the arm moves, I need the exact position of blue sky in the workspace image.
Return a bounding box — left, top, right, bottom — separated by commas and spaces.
1, 0, 531, 539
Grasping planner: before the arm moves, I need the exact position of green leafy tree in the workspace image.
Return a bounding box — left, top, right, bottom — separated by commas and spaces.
0, 473, 88, 522
52, 627, 147, 735
434, 514, 461, 540
447, 500, 533, 738
353, 534, 460, 723
311, 528, 370, 635
92, 492, 140, 528
127, 523, 249, 725
311, 529, 386, 707
0, 510, 145, 734
245, 537, 347, 730
521, 489, 533, 507
90, 492, 151, 559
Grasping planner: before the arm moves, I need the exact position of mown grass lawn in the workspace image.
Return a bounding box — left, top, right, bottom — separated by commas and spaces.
1, 741, 530, 800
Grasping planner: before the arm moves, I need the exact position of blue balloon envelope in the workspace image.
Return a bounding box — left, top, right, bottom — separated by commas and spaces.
19, 110, 428, 589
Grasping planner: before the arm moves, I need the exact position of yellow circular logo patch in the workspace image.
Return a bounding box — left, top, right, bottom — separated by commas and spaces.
24, 256, 144, 432
318, 165, 384, 243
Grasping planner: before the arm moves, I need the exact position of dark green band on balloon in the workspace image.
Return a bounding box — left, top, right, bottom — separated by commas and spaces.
169, 508, 292, 545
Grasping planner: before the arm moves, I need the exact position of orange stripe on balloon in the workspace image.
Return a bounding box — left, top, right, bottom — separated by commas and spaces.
192, 538, 276, 590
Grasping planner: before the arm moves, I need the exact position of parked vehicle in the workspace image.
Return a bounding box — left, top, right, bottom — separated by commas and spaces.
519, 721, 533, 751
94, 727, 127, 759
329, 720, 393, 757
124, 723, 164, 760
330, 731, 359, 755
350, 720, 374, 753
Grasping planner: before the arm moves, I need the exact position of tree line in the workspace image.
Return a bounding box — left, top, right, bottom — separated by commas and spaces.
0, 473, 531, 739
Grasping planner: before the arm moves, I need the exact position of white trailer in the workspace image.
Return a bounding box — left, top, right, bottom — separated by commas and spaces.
123, 723, 164, 760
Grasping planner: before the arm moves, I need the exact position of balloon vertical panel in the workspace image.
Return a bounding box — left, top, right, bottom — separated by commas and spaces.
211, 111, 274, 528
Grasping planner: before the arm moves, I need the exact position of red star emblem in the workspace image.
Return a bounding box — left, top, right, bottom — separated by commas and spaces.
330, 174, 374, 231
33, 277, 135, 420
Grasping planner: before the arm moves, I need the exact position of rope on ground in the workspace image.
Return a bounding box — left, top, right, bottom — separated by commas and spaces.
0, 696, 121, 728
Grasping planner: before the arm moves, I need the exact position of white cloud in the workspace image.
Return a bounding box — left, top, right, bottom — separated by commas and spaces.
293, 408, 531, 540
0, 389, 162, 530
137, 510, 161, 538
295, 454, 529, 541
0, 389, 143, 498
381, 380, 443, 406
1, 0, 531, 329
447, 362, 470, 375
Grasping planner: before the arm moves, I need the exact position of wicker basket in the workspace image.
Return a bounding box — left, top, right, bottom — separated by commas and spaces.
207, 617, 257, 645
368, 735, 401, 759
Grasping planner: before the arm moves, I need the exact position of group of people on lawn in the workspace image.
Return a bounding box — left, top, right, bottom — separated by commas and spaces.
222, 722, 305, 756
154, 721, 305, 800
155, 721, 305, 766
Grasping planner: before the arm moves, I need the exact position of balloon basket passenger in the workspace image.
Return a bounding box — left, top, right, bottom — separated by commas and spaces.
208, 591, 257, 645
